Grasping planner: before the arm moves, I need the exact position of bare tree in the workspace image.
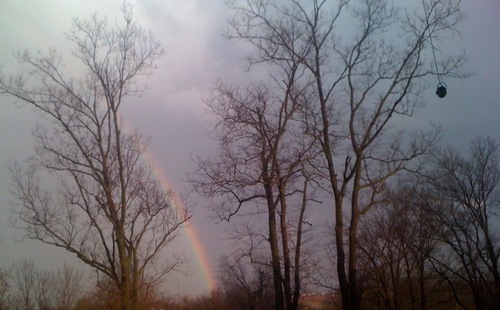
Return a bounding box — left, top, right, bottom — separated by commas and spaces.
11, 259, 37, 310
0, 5, 189, 310
219, 255, 274, 310
35, 270, 55, 310
73, 275, 118, 310
11, 260, 55, 310
225, 0, 466, 308
190, 72, 319, 309
0, 267, 12, 310
53, 264, 84, 310
358, 185, 444, 310
0, 240, 13, 310
424, 137, 500, 310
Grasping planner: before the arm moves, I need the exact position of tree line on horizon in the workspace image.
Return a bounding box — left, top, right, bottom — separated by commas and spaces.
1, 0, 498, 310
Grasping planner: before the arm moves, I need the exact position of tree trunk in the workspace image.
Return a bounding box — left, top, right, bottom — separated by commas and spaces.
279, 187, 294, 310
348, 210, 360, 310
292, 180, 308, 310
116, 227, 133, 310
265, 182, 285, 310
335, 196, 351, 310
348, 163, 362, 310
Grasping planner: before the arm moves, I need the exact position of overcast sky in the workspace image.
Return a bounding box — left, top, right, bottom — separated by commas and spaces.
1, 0, 499, 297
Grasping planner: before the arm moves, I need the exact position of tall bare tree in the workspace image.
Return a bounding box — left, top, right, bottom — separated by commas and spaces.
0, 5, 189, 310
424, 137, 500, 310
190, 71, 319, 309
225, 0, 466, 308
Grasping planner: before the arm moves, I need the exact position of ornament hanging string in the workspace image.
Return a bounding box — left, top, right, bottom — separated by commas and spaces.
422, 0, 442, 83
421, 0, 447, 97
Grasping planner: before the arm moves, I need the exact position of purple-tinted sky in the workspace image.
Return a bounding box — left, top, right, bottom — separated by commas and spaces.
1, 0, 499, 297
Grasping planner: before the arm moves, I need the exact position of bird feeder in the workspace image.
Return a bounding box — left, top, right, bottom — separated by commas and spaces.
436, 82, 447, 98
421, 0, 448, 99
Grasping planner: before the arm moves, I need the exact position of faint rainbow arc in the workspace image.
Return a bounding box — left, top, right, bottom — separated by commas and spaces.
140, 147, 217, 292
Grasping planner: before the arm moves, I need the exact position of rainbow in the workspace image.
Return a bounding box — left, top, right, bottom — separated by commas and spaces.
141, 148, 217, 293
